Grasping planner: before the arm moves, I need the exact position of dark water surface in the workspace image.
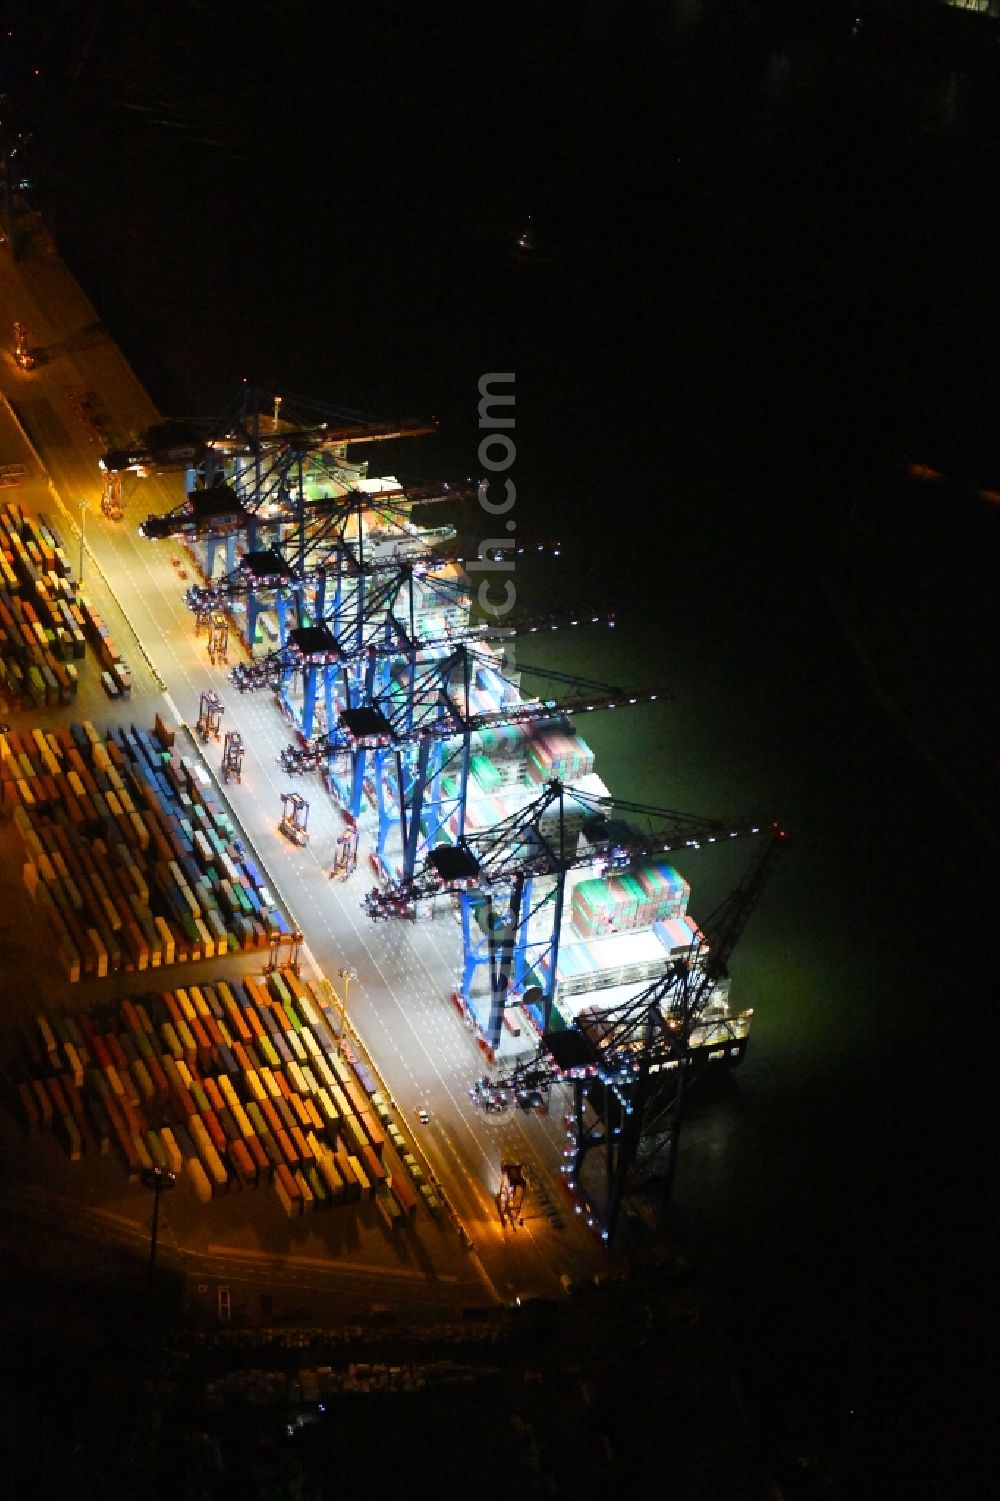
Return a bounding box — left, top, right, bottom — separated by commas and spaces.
13, 2, 998, 1495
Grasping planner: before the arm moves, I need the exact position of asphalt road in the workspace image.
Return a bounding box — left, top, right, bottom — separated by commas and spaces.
0, 226, 615, 1306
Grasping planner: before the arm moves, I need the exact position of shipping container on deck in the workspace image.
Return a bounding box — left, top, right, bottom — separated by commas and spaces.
360, 1143, 386, 1187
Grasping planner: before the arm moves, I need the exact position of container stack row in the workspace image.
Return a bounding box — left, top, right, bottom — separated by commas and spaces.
3, 719, 291, 980
17, 968, 426, 1224
76, 595, 130, 698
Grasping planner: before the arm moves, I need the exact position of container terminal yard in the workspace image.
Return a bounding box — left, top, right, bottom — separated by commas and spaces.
0, 214, 780, 1495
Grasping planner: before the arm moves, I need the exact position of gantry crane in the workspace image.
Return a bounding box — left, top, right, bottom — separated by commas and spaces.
473, 823, 785, 1238
366, 775, 774, 1053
